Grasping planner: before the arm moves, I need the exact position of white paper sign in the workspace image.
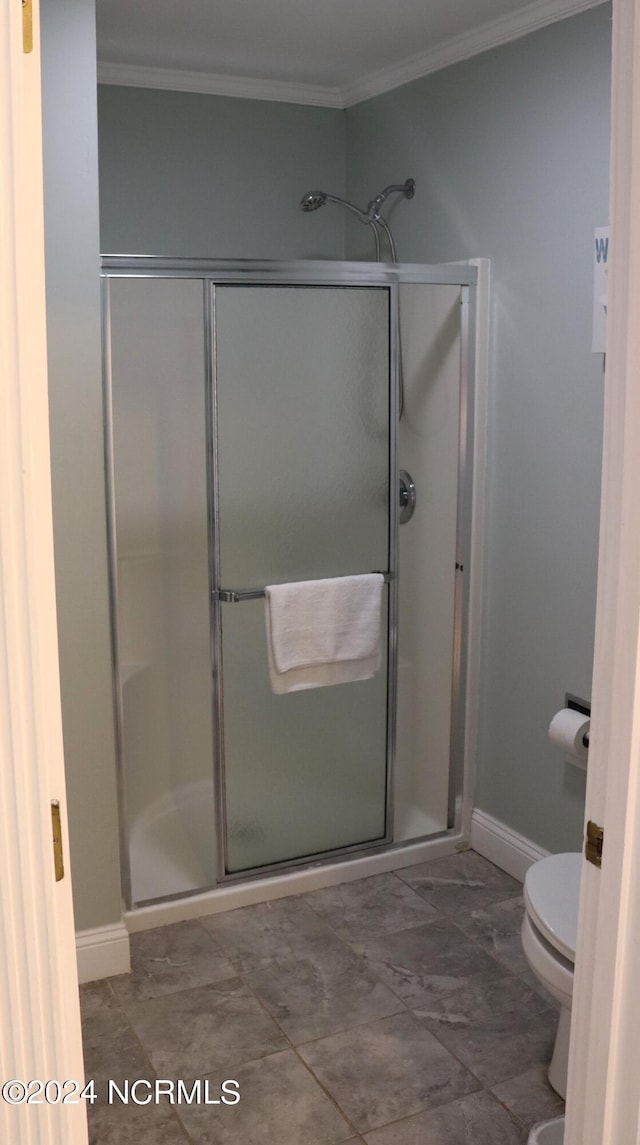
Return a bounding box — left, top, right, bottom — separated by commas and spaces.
592, 226, 609, 353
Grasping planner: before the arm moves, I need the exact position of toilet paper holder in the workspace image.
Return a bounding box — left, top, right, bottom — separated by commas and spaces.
565, 693, 591, 749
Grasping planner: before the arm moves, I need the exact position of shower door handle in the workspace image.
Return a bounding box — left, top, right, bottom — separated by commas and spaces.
399, 469, 416, 524
214, 572, 395, 603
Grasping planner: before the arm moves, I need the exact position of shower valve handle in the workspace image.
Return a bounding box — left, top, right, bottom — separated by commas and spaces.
399, 469, 416, 524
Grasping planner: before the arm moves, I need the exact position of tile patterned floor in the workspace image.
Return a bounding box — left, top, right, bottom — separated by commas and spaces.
80, 850, 565, 1144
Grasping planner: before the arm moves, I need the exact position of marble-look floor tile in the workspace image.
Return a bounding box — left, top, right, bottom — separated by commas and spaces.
298, 1010, 480, 1133
414, 974, 558, 1087
361, 915, 506, 1008
245, 936, 404, 1044
81, 1009, 152, 1094
245, 929, 405, 1048
363, 1089, 527, 1144
79, 851, 559, 1144
199, 896, 335, 973
110, 920, 236, 1004
177, 1049, 355, 1144
87, 1096, 189, 1144
492, 1065, 565, 1129
453, 896, 529, 974
302, 873, 440, 949
413, 968, 548, 1028
397, 851, 522, 916
80, 980, 120, 1017
124, 978, 287, 1077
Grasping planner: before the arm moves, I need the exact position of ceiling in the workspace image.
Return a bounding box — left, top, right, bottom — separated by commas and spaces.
95, 0, 604, 108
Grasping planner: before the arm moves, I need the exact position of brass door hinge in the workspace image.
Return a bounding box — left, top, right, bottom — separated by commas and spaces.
585, 819, 604, 869
51, 800, 64, 882
22, 0, 33, 53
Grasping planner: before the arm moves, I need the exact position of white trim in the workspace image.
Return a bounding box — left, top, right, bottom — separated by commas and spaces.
0, 0, 86, 1139
76, 924, 131, 984
471, 809, 550, 883
97, 0, 608, 108
126, 833, 467, 933
96, 61, 344, 108
564, 0, 640, 1140
342, 0, 608, 106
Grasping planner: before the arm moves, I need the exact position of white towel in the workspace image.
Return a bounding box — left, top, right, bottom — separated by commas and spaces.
264, 574, 384, 694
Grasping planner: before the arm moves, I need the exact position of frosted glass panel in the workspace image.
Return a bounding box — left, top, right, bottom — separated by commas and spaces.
215, 285, 391, 872
108, 277, 216, 903
222, 601, 388, 872
215, 287, 389, 586
395, 284, 462, 841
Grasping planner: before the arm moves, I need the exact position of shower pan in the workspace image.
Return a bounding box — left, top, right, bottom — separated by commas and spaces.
102, 256, 483, 914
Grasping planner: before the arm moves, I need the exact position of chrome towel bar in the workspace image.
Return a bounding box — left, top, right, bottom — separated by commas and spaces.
213, 572, 394, 604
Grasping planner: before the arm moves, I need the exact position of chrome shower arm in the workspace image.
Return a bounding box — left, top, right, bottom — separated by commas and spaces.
366, 179, 415, 219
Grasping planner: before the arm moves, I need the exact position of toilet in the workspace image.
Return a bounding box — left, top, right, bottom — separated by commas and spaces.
521, 851, 582, 1099
527, 1116, 565, 1145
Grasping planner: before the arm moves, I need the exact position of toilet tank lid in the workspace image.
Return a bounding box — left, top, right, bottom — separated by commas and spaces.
524, 852, 582, 962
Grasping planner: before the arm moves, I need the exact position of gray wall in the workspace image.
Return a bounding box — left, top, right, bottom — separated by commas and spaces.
97, 86, 347, 259
40, 0, 123, 930
346, 4, 611, 852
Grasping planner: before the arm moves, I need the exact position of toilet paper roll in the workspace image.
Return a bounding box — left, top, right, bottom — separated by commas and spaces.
548, 708, 590, 769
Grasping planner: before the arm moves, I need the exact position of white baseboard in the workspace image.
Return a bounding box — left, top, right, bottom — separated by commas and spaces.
471, 808, 549, 883
75, 922, 131, 984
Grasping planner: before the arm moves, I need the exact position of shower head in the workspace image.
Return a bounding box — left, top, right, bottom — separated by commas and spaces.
299, 189, 370, 223
300, 178, 415, 264
300, 190, 328, 212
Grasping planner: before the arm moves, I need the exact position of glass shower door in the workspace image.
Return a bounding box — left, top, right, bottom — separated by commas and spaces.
213, 285, 392, 874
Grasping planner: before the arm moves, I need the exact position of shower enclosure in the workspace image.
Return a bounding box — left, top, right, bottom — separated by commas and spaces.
102, 257, 479, 910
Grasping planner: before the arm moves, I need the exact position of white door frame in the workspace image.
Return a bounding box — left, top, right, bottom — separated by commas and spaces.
0, 0, 86, 1141
565, 0, 640, 1140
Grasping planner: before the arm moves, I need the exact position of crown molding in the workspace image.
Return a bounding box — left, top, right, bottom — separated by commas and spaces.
97, 0, 608, 110
96, 62, 344, 109
341, 0, 608, 106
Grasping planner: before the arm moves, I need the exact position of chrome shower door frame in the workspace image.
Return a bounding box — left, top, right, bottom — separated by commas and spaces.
101, 257, 478, 902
